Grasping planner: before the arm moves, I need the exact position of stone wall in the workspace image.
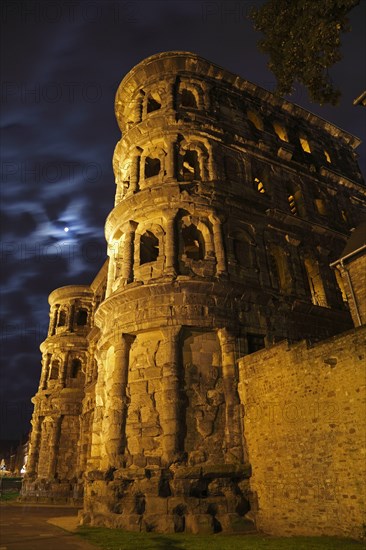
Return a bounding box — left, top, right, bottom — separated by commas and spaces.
238, 325, 366, 539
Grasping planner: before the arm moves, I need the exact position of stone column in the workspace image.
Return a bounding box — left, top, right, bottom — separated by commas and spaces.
39, 353, 51, 390
47, 417, 61, 478
166, 137, 177, 180
129, 155, 140, 193
88, 350, 106, 469
60, 352, 69, 386
49, 305, 58, 336
104, 335, 135, 467
210, 215, 227, 275
217, 328, 244, 463
122, 224, 136, 284
164, 210, 177, 276
68, 304, 75, 332
26, 414, 42, 477
160, 326, 182, 464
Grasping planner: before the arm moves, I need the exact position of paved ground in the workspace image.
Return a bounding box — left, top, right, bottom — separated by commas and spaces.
0, 504, 99, 550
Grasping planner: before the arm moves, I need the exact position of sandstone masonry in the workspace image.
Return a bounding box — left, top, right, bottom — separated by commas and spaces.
22, 52, 366, 537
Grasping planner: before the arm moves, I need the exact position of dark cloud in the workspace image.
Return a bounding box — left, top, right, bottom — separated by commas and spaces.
0, 0, 365, 439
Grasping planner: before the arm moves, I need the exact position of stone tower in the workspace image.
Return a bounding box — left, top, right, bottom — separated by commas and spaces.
23, 52, 366, 534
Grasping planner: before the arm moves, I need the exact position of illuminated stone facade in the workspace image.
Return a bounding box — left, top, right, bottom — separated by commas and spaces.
23, 52, 366, 536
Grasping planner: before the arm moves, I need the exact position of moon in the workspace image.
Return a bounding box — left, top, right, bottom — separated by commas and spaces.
64, 227, 69, 232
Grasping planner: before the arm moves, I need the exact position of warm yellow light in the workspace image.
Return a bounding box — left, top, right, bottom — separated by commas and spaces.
299, 136, 311, 153
324, 150, 331, 163
273, 122, 288, 142
254, 177, 266, 193
248, 110, 264, 131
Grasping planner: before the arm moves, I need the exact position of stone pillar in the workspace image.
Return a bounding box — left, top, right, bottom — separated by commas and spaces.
60, 352, 69, 386
49, 305, 58, 336
68, 304, 75, 332
160, 326, 182, 463
166, 137, 177, 180
47, 417, 61, 478
88, 350, 106, 469
104, 335, 135, 468
210, 215, 227, 274
26, 414, 42, 476
122, 224, 135, 284
164, 210, 177, 276
39, 354, 51, 390
129, 155, 140, 194
217, 328, 244, 463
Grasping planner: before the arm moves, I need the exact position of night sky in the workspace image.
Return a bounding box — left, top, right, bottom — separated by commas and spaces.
1, 0, 365, 441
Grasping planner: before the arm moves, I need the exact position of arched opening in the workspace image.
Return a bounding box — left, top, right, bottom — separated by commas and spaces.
224, 156, 239, 181
57, 309, 67, 327
76, 308, 88, 326
181, 150, 200, 181
304, 256, 328, 307
71, 358, 82, 378
140, 231, 159, 264
145, 157, 161, 178
146, 94, 161, 113
181, 89, 197, 108
232, 233, 254, 268
273, 121, 288, 142
269, 245, 292, 293
247, 109, 264, 131
182, 224, 204, 260
49, 359, 60, 380
254, 177, 266, 194
314, 197, 327, 216
287, 184, 305, 217
299, 135, 311, 153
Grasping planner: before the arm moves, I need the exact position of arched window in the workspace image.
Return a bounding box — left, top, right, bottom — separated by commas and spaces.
146, 93, 161, 113
232, 232, 255, 268
181, 150, 200, 181
181, 89, 197, 108
314, 197, 327, 216
299, 135, 311, 153
140, 231, 159, 264
287, 183, 305, 217
145, 157, 160, 178
269, 245, 292, 293
57, 309, 67, 327
224, 156, 239, 181
304, 256, 328, 307
76, 308, 88, 326
182, 224, 204, 260
273, 122, 288, 142
247, 109, 264, 131
71, 358, 82, 378
49, 359, 60, 380
254, 177, 266, 194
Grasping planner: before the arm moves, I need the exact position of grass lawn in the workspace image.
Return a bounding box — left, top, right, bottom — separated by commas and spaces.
0, 491, 20, 502
77, 526, 364, 550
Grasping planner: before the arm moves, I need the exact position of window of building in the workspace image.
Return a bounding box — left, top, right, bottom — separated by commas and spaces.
181, 150, 200, 181
181, 89, 197, 108
57, 309, 67, 327
299, 136, 311, 153
247, 334, 265, 354
273, 122, 288, 142
140, 231, 159, 264
314, 197, 327, 216
232, 233, 255, 268
324, 150, 331, 163
304, 256, 328, 307
269, 245, 292, 293
247, 109, 264, 131
49, 360, 60, 380
254, 177, 266, 194
145, 157, 160, 178
71, 358, 82, 378
182, 224, 204, 260
76, 308, 88, 326
146, 94, 161, 113
287, 184, 305, 217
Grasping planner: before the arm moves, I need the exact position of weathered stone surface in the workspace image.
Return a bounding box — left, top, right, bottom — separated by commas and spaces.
23, 51, 366, 538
